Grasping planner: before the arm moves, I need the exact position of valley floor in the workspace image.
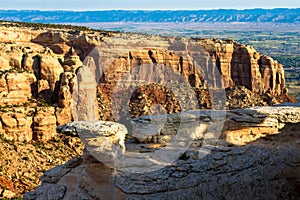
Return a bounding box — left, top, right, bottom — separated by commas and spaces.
0, 134, 83, 198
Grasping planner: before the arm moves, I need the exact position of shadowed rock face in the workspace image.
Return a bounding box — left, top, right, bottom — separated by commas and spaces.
98, 39, 286, 94
1, 23, 297, 199
25, 145, 300, 199
24, 104, 300, 199
0, 23, 296, 143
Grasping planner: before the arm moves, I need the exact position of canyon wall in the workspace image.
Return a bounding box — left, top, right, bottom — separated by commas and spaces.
0, 23, 296, 142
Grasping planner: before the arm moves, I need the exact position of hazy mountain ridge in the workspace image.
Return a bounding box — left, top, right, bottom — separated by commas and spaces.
0, 8, 299, 23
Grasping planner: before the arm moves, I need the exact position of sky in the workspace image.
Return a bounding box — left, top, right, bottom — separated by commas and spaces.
0, 0, 299, 10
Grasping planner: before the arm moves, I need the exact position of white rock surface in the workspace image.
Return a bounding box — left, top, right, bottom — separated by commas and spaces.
26, 104, 300, 199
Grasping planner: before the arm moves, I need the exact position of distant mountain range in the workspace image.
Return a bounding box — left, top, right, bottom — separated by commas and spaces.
0, 9, 299, 23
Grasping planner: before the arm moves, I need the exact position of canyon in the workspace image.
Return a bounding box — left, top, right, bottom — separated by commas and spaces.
0, 22, 295, 143
0, 22, 298, 199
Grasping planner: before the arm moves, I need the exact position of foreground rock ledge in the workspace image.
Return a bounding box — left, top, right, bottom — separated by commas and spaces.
24, 104, 300, 199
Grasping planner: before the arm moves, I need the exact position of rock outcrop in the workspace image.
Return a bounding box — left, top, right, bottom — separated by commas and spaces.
33, 107, 57, 142
0, 22, 298, 199
38, 48, 64, 101
0, 108, 34, 142
0, 22, 296, 143
24, 104, 300, 199
131, 103, 300, 146
0, 72, 36, 106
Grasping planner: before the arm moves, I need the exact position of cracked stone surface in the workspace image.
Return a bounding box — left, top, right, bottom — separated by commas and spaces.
25, 105, 300, 199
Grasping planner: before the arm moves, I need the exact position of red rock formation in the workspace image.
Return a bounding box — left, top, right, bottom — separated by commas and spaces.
0, 24, 296, 142
33, 107, 57, 142
38, 48, 64, 101
259, 55, 286, 96
0, 108, 34, 142
0, 72, 36, 106
198, 39, 235, 88
55, 72, 77, 125
0, 45, 23, 71
96, 40, 294, 118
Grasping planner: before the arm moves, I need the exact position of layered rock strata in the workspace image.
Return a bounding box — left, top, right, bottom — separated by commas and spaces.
24, 104, 300, 199
0, 23, 296, 142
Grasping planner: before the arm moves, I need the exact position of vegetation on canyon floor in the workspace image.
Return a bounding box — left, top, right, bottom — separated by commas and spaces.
0, 20, 298, 198
0, 134, 83, 198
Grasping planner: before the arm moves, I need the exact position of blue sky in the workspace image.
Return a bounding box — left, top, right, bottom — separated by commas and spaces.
1, 0, 299, 10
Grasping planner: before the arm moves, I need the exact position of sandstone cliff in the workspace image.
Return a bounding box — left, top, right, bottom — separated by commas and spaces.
0, 22, 296, 143
0, 22, 298, 199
